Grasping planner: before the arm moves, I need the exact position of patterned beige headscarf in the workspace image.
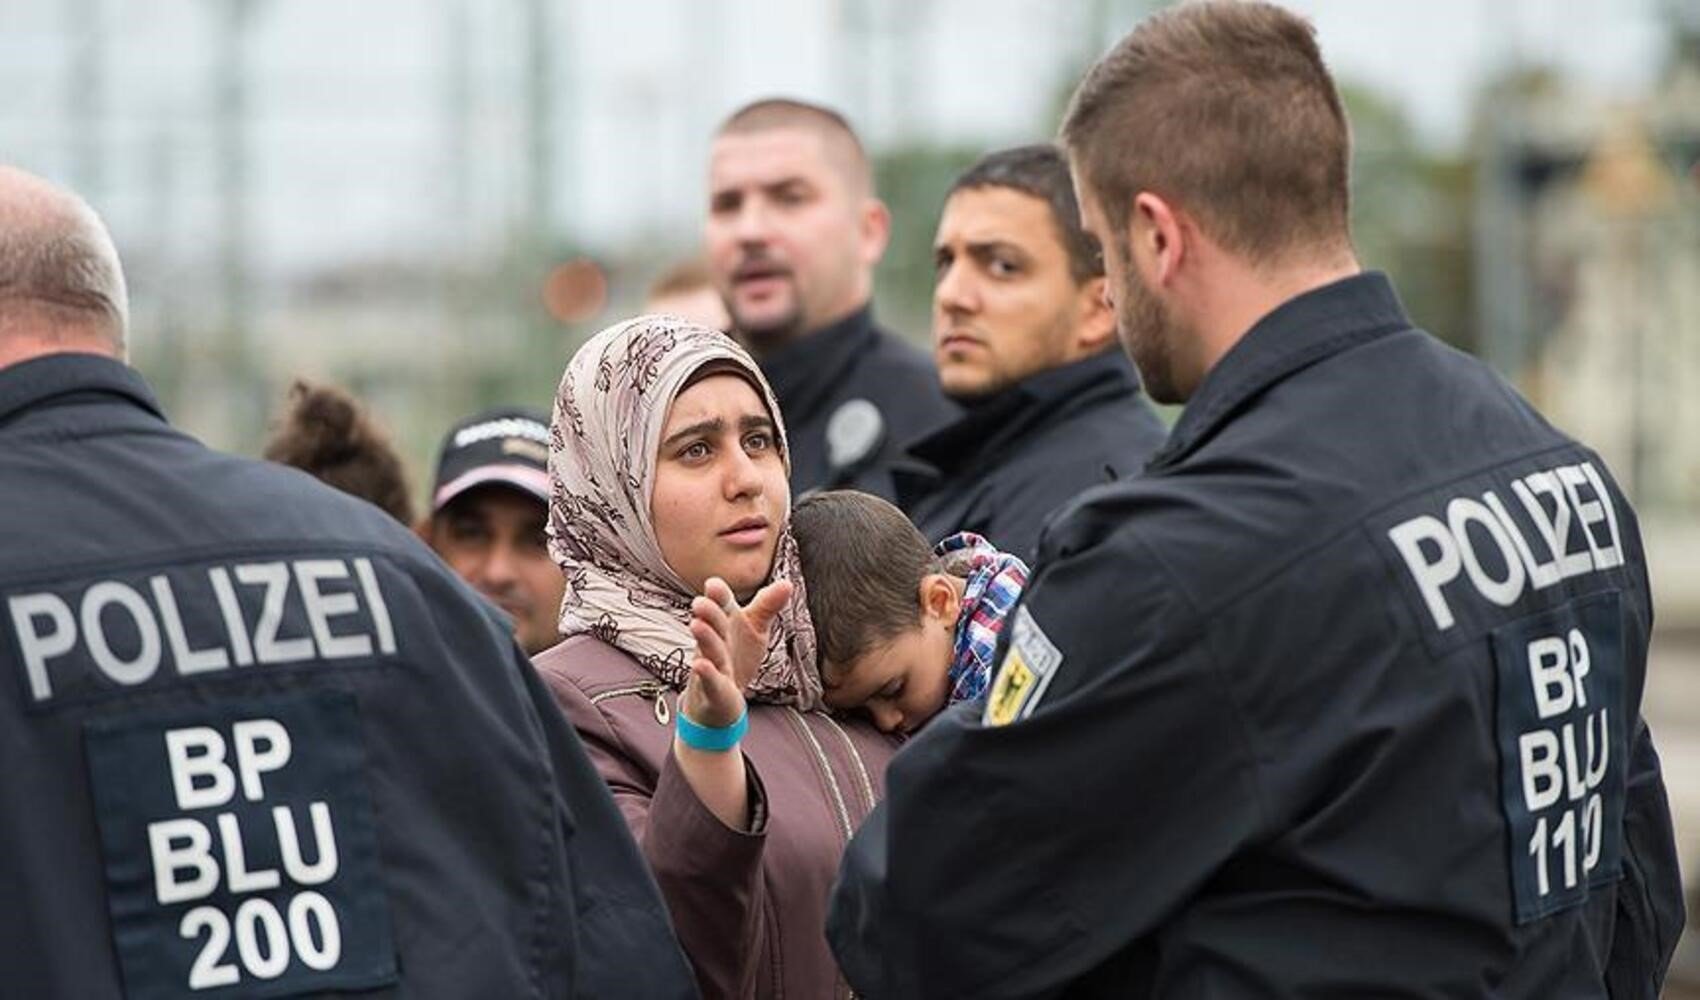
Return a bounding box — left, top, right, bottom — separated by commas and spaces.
548, 314, 821, 708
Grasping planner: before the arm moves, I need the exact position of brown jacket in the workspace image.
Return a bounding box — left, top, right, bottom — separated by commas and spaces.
534, 634, 896, 999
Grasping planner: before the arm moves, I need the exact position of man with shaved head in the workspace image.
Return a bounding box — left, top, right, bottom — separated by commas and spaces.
0, 166, 692, 998
0, 166, 129, 363
706, 98, 956, 501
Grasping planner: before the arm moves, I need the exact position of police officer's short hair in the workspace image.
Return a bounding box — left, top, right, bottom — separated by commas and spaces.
947, 144, 1103, 285
1059, 1, 1352, 266
716, 97, 876, 196
792, 491, 937, 672
0, 166, 129, 348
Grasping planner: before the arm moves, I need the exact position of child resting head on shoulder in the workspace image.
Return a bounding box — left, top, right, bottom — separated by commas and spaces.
791, 490, 1028, 735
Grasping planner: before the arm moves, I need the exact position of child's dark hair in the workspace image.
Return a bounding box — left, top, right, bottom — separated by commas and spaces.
262, 379, 416, 525
792, 490, 939, 671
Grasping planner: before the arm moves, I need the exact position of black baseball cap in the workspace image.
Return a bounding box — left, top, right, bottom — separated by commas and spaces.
430, 407, 551, 513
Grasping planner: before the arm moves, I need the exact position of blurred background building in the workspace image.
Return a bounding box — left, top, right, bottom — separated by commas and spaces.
5, 0, 1700, 982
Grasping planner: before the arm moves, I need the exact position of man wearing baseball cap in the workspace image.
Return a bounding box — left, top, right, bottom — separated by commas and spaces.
420, 407, 564, 655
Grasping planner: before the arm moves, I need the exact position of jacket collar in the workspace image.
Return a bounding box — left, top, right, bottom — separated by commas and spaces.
754, 303, 877, 423
907, 348, 1142, 474
0, 352, 165, 427
1149, 271, 1410, 471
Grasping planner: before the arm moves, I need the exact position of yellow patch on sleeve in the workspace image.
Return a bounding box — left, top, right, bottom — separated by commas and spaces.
981, 606, 1064, 727
984, 648, 1036, 727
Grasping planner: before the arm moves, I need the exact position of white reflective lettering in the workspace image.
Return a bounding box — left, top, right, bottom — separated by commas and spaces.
353, 558, 396, 655
235, 563, 314, 665
1520, 729, 1564, 811
1447, 496, 1527, 608
1520, 472, 1593, 579
81, 581, 161, 686
182, 906, 239, 989
8, 592, 76, 702
208, 567, 255, 667
1554, 807, 1579, 889
289, 891, 342, 971
1576, 463, 1626, 570
1528, 637, 1575, 718
165, 727, 236, 810
150, 575, 230, 675
276, 802, 339, 885
1484, 489, 1560, 588
1568, 628, 1590, 708
1585, 708, 1610, 789
232, 719, 292, 801
1561, 721, 1587, 802
1388, 515, 1461, 630
1557, 465, 1612, 572
234, 898, 290, 980
295, 560, 372, 660
1584, 793, 1604, 872
218, 812, 281, 893
149, 817, 219, 904
1530, 815, 1551, 896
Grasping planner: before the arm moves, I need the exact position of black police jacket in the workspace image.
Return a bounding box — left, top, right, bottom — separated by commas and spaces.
0, 354, 696, 999
756, 304, 957, 502
894, 349, 1168, 562
828, 273, 1684, 998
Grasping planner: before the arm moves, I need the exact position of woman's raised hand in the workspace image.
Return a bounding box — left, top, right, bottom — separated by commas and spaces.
683, 576, 794, 726
673, 576, 790, 830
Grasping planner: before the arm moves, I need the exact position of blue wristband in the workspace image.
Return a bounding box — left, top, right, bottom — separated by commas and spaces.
676, 706, 749, 752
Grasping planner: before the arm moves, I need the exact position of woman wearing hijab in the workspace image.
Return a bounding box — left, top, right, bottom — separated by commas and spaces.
532, 315, 896, 1000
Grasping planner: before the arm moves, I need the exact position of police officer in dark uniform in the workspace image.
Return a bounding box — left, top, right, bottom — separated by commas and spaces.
827, 5, 1684, 997
705, 97, 957, 501
0, 166, 695, 999
895, 144, 1167, 561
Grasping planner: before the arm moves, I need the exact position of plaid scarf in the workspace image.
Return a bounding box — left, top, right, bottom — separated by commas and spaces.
936, 532, 1029, 704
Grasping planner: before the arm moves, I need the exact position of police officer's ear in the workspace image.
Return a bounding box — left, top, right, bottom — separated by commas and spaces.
414, 514, 437, 548
917, 572, 963, 629
1131, 191, 1187, 288
855, 197, 892, 269
1074, 275, 1116, 354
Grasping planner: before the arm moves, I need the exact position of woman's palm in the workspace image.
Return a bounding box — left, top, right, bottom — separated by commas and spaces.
684, 576, 793, 726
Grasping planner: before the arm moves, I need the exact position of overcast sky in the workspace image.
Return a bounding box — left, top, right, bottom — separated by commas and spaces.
0, 0, 1675, 269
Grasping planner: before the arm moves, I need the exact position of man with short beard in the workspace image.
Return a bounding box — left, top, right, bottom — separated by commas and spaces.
828, 3, 1682, 997
895, 144, 1166, 561
705, 98, 957, 502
